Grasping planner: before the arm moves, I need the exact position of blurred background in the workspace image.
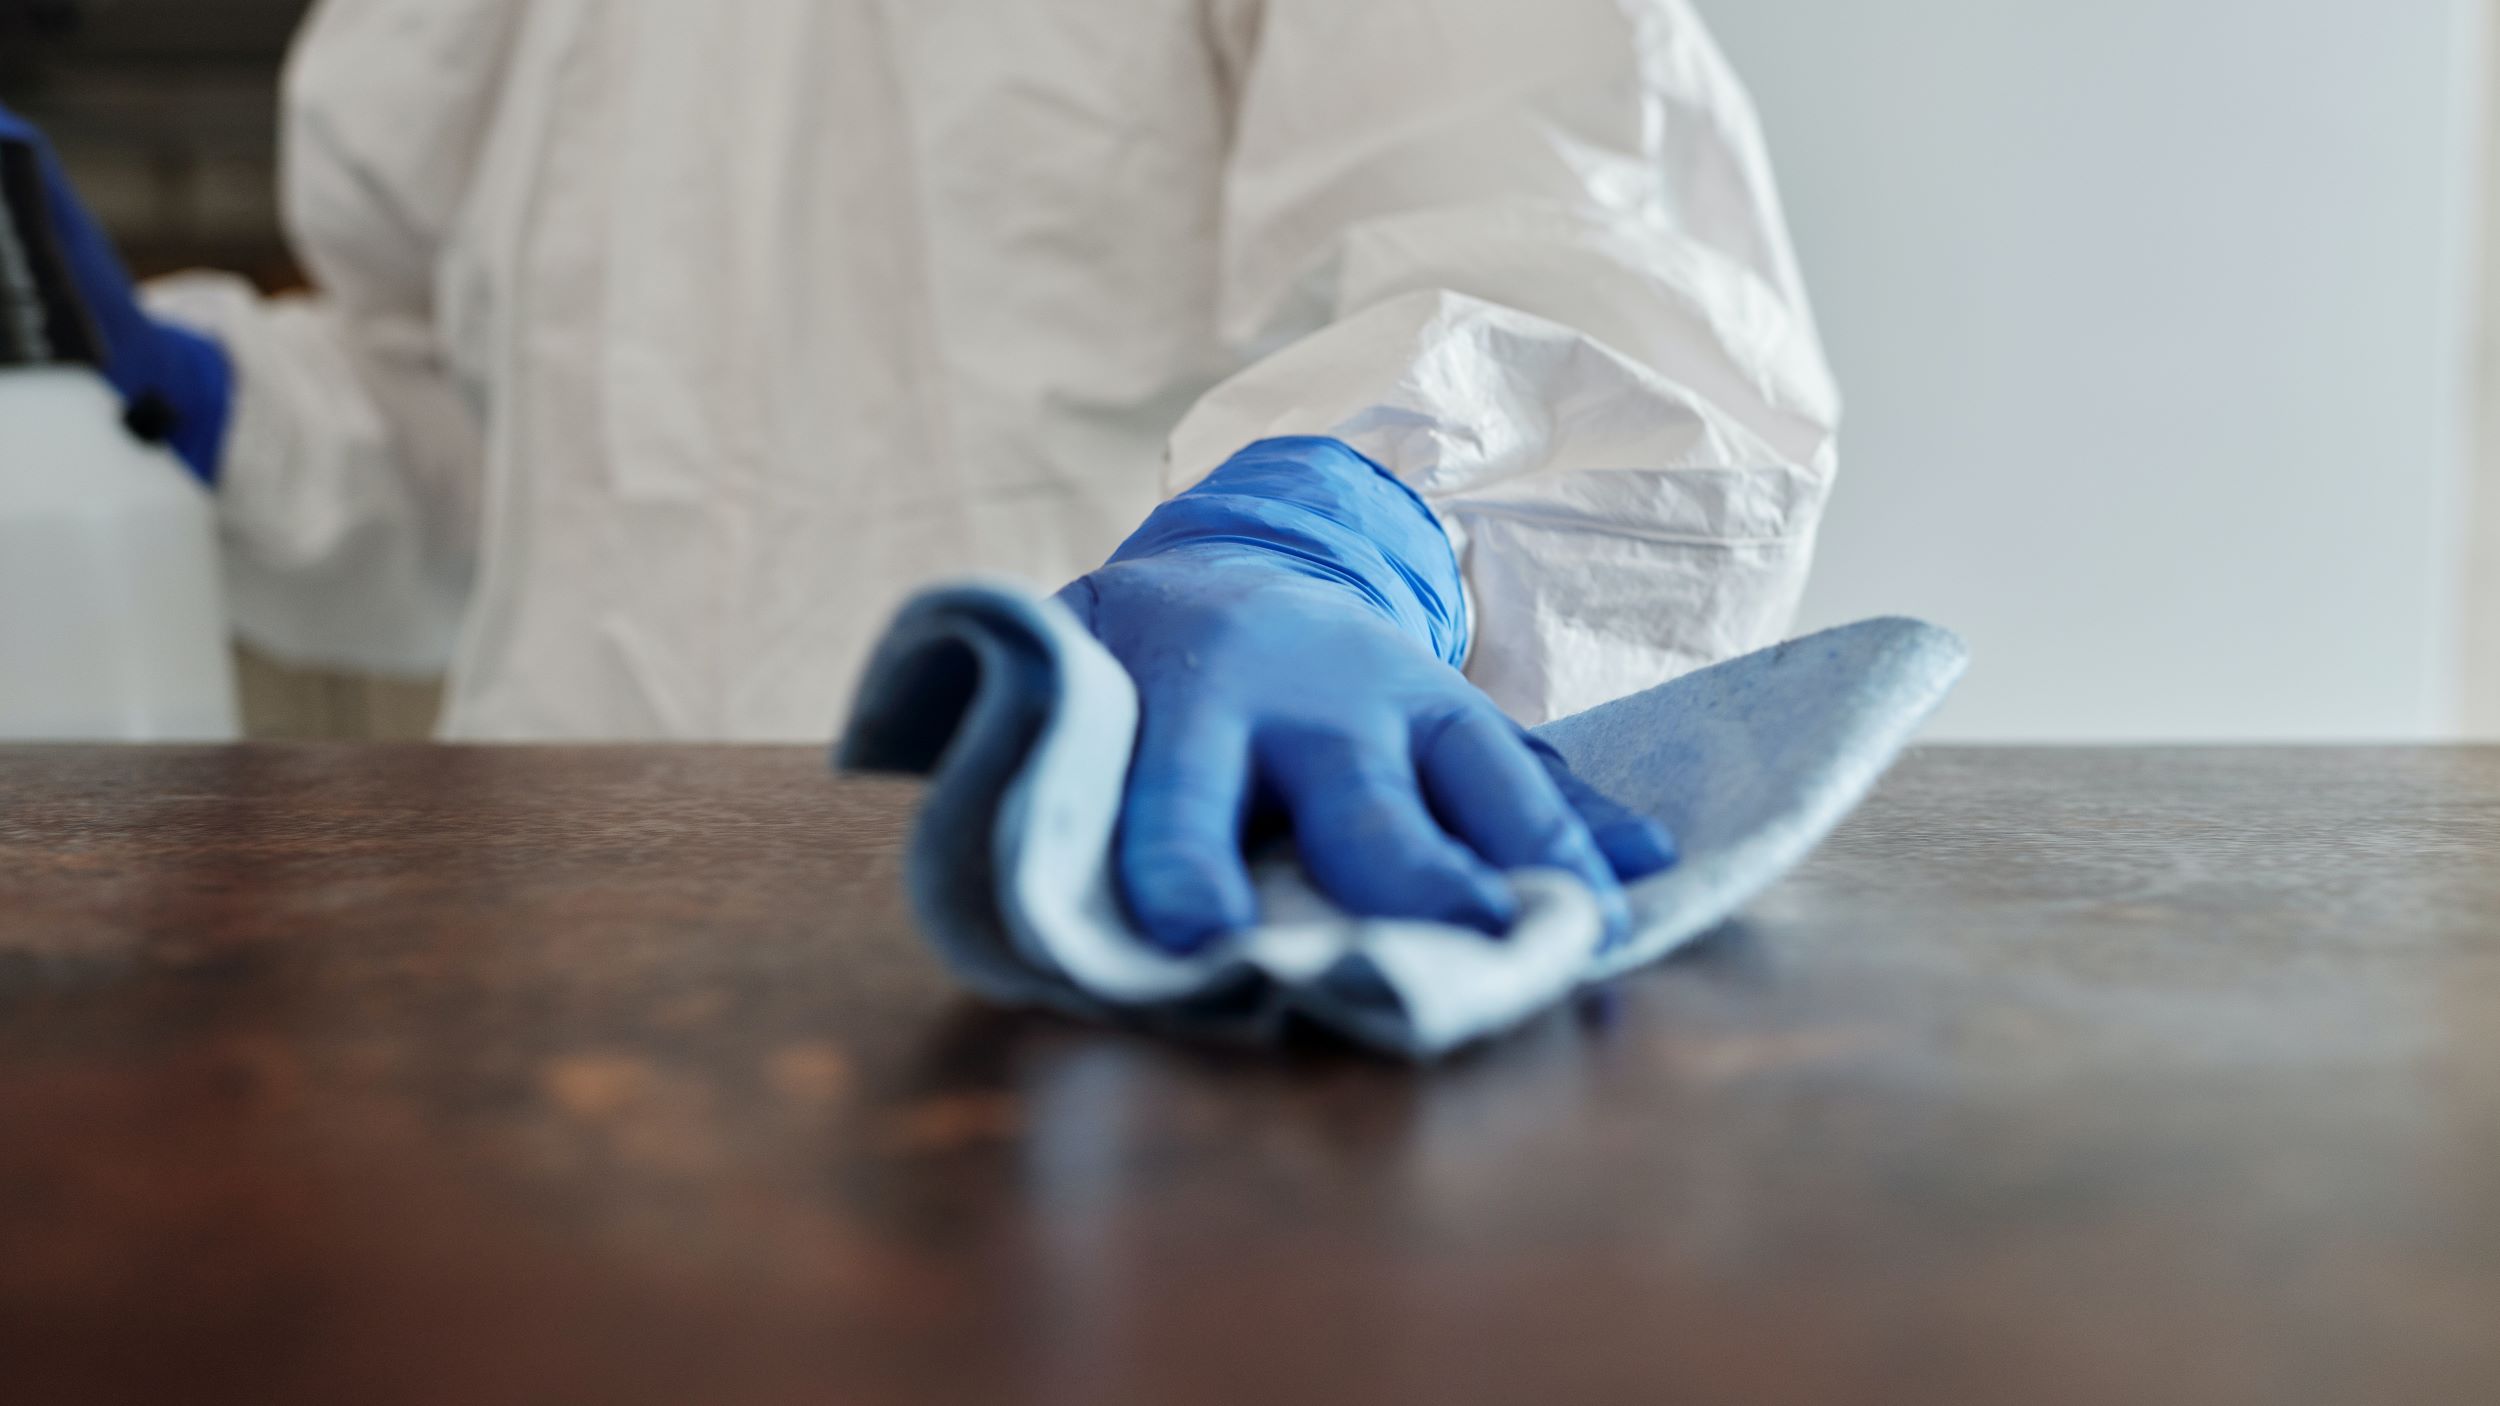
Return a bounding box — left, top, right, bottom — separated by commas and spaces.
4, 0, 2495, 742
1710, 0, 2495, 743
0, 0, 299, 282
6, 0, 437, 739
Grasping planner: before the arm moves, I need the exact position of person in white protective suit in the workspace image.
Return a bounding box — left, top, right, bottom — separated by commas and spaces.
18, 0, 1839, 950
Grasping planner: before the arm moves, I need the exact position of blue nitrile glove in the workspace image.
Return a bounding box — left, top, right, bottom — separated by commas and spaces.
0, 104, 232, 483
1055, 436, 1678, 955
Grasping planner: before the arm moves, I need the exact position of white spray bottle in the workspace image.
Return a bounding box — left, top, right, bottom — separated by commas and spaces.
0, 137, 239, 741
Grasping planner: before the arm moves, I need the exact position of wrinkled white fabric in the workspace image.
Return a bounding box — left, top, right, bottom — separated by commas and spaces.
145, 0, 1837, 739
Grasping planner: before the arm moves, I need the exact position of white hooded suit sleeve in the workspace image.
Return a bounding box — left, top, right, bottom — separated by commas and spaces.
141, 0, 518, 676
1172, 0, 1842, 725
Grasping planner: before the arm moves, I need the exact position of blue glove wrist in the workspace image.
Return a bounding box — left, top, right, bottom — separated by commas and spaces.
1101, 436, 1468, 666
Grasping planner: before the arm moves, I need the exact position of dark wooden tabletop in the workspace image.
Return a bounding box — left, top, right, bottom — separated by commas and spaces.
2, 745, 2495, 1406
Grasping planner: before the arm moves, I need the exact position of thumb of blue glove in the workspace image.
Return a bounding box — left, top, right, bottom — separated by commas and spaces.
1, 103, 233, 483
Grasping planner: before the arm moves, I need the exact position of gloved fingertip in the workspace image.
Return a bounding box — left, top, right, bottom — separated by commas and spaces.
1592, 880, 1633, 950
1123, 851, 1256, 957
1595, 817, 1678, 881
1142, 919, 1231, 958
1135, 898, 1241, 957
1441, 872, 1520, 938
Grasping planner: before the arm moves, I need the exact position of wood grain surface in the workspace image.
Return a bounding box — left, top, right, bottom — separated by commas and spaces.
1, 745, 2495, 1406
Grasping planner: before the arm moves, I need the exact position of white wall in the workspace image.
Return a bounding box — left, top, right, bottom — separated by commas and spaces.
2471, 1, 2500, 735
1700, 0, 2483, 741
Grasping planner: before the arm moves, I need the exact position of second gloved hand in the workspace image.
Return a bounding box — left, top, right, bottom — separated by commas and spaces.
1055, 437, 1677, 955
0, 103, 232, 482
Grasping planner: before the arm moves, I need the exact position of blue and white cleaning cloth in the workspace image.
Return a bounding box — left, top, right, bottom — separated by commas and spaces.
838, 581, 1967, 1059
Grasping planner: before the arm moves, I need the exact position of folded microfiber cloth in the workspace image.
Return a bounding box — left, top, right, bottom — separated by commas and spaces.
838, 580, 1967, 1059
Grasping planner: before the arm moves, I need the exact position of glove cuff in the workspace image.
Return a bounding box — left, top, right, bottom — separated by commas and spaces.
1108, 436, 1469, 667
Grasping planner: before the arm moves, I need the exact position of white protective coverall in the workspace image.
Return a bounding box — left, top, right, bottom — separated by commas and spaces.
147, 0, 1839, 741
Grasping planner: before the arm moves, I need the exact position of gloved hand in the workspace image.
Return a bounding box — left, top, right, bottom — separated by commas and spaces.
1056, 436, 1677, 955
0, 104, 232, 482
